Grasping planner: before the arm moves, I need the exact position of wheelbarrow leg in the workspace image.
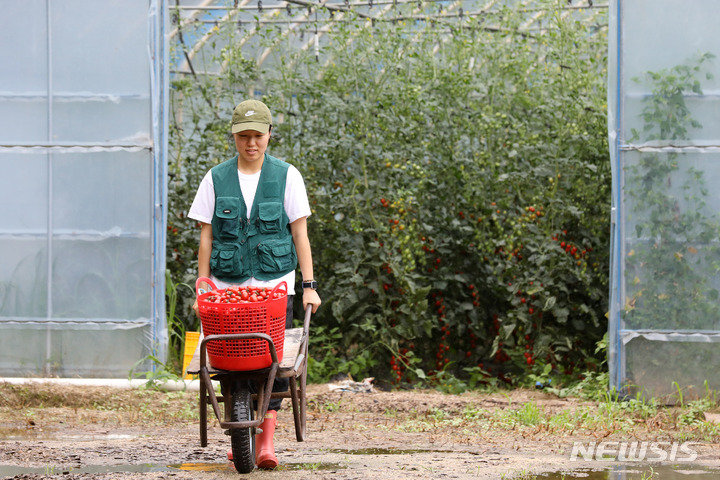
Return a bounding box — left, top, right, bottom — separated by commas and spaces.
289, 375, 301, 441
199, 370, 208, 447
289, 373, 307, 441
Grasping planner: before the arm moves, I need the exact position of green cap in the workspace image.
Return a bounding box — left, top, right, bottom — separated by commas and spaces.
231, 99, 272, 134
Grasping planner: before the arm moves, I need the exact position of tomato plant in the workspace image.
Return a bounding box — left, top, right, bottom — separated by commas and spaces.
167, 1, 611, 386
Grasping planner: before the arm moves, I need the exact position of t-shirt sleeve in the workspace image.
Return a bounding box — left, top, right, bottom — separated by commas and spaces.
188, 170, 215, 225
284, 165, 312, 223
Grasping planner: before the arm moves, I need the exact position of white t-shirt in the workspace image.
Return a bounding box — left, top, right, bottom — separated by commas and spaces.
188, 162, 311, 294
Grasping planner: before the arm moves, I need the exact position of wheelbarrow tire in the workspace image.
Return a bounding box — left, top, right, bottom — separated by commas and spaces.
230, 381, 255, 474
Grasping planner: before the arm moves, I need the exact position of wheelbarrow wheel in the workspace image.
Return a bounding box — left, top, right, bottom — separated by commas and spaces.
230, 381, 255, 474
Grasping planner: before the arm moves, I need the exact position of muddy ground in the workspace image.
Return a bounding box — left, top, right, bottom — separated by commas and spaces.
1, 382, 720, 479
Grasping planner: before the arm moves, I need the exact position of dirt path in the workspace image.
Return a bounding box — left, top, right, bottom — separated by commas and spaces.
1, 383, 719, 479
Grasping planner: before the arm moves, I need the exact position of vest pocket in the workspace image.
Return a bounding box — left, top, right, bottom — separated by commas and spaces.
215, 196, 241, 240
211, 245, 243, 276
257, 237, 295, 273
258, 202, 283, 234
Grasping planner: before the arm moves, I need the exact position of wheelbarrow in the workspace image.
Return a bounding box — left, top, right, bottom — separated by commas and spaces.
185, 278, 311, 473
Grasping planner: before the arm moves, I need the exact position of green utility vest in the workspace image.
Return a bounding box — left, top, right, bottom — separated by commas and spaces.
210, 153, 297, 283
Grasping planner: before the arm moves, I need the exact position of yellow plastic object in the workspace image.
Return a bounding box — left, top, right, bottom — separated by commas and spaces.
183, 331, 201, 380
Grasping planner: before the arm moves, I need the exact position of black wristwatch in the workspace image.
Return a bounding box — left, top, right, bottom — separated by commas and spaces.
302, 280, 318, 290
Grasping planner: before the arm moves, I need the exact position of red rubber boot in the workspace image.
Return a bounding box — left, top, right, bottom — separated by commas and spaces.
255, 410, 278, 469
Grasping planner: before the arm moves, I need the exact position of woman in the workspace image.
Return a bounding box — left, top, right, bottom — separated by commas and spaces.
189, 99, 321, 469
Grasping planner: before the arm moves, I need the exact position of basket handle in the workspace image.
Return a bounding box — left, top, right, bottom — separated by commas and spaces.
270, 281, 287, 297
196, 276, 218, 297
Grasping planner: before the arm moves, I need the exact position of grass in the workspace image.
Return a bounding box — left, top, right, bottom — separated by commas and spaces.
502, 469, 537, 480
0, 382, 199, 426
389, 388, 720, 445
3, 381, 720, 444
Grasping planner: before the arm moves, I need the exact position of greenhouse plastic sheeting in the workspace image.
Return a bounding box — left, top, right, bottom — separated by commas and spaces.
608, 0, 720, 400
0, 1, 169, 377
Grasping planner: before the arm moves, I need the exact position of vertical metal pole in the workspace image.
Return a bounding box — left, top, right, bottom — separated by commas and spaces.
45, 0, 54, 376
612, 0, 624, 394
151, 0, 159, 375
151, 0, 170, 369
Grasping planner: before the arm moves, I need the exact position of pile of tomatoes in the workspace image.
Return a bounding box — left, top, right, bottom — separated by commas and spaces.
204, 285, 285, 304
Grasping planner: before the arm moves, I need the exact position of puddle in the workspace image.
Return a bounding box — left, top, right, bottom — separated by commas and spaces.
0, 463, 235, 476
0, 461, 345, 476
172, 462, 346, 473
0, 426, 141, 442
4, 433, 140, 442
0, 464, 173, 476
276, 462, 347, 471
535, 464, 720, 479
325, 447, 452, 455
172, 462, 236, 472
0, 459, 716, 478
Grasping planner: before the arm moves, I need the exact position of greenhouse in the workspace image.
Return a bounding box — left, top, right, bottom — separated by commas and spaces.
2, 0, 719, 402
0, 1, 169, 377
608, 0, 720, 401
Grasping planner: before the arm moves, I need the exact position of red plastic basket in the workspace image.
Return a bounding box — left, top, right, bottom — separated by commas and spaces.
196, 277, 287, 371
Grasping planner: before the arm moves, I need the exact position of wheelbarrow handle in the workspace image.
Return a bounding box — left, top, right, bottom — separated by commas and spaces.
303, 303, 312, 337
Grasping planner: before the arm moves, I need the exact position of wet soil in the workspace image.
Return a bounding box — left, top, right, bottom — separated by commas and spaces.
1, 382, 719, 479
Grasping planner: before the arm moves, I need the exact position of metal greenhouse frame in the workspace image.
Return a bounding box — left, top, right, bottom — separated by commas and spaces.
170, 0, 608, 77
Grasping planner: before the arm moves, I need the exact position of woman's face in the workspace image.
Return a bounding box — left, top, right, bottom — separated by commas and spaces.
233, 130, 270, 172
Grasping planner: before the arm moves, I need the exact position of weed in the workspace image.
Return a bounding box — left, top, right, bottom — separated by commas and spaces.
673, 381, 685, 408
513, 401, 544, 427
165, 270, 195, 373
308, 398, 344, 413
383, 408, 399, 418
640, 466, 655, 480
462, 405, 489, 422
127, 354, 184, 390
426, 407, 448, 422
502, 469, 537, 480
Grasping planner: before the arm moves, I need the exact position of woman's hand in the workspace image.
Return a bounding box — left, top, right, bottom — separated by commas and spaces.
303, 289, 321, 313
193, 279, 210, 317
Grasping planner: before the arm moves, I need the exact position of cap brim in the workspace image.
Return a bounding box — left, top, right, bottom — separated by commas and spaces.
232, 122, 270, 134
